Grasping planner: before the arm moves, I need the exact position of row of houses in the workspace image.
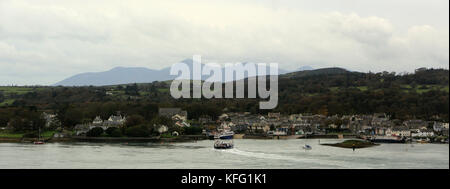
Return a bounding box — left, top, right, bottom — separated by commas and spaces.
40, 107, 448, 138
74, 115, 127, 135
52, 108, 190, 136
202, 112, 449, 137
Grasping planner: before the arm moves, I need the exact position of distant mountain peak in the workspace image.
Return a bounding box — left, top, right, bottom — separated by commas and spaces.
54, 59, 323, 86
53, 66, 173, 86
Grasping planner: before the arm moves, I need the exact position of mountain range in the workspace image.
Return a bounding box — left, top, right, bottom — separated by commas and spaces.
54, 59, 314, 86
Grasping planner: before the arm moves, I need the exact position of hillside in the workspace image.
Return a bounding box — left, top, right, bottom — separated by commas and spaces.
1, 67, 448, 127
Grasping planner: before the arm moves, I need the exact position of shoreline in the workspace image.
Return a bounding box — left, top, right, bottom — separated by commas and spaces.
0, 135, 208, 143
2, 136, 448, 144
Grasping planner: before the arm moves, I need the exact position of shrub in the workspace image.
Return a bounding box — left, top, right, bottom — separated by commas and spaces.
125, 125, 150, 137
110, 129, 123, 137
106, 127, 122, 137
86, 127, 104, 137
183, 126, 203, 135
160, 133, 175, 138
105, 127, 118, 135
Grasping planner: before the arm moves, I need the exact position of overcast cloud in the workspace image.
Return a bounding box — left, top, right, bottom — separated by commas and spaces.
0, 0, 448, 85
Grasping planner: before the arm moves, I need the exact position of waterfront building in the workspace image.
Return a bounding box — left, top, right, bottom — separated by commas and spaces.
389, 128, 411, 137
411, 129, 435, 138
92, 116, 103, 125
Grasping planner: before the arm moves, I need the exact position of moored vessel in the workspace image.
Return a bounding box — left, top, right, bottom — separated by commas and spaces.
416, 139, 429, 144
33, 128, 45, 145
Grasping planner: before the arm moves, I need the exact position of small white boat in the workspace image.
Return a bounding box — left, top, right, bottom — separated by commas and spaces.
33, 128, 45, 145
416, 139, 429, 144
301, 133, 312, 150
302, 144, 312, 150
34, 141, 45, 145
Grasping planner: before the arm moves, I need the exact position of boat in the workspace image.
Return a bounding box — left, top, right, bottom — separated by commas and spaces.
214, 140, 234, 149
214, 122, 235, 139
214, 131, 234, 140
416, 139, 429, 144
302, 144, 312, 150
369, 136, 405, 143
34, 141, 45, 145
301, 132, 312, 150
33, 128, 45, 145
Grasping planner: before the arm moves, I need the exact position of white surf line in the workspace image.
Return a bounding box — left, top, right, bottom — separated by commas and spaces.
220, 148, 349, 168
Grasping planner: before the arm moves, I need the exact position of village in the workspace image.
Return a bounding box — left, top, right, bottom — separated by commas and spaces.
24, 108, 447, 144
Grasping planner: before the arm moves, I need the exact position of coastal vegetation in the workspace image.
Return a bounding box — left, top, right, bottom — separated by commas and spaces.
0, 68, 448, 134
321, 140, 379, 148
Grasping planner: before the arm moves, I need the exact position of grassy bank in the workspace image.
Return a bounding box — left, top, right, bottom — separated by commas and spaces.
0, 130, 55, 138
0, 131, 23, 138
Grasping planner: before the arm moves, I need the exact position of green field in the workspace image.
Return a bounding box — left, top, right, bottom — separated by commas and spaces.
401, 84, 449, 94
0, 86, 34, 95
0, 99, 15, 106
0, 87, 37, 107
327, 85, 448, 94
328, 86, 369, 92
157, 88, 169, 93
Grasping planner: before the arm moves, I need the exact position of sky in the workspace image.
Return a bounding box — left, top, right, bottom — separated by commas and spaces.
0, 0, 449, 85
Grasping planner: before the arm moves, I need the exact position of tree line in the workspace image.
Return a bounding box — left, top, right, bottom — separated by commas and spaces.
0, 68, 448, 132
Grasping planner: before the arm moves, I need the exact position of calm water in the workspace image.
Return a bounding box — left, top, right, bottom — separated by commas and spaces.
0, 139, 448, 169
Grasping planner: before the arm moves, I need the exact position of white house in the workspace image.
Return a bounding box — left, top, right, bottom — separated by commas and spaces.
172, 114, 187, 122
92, 116, 103, 125
387, 128, 411, 137
412, 129, 435, 137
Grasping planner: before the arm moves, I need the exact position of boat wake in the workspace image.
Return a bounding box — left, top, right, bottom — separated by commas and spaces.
219, 148, 360, 168
223, 148, 299, 162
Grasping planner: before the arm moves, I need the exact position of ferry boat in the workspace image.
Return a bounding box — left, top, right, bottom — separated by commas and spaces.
214, 122, 235, 139
214, 131, 234, 140
369, 136, 405, 143
214, 140, 234, 149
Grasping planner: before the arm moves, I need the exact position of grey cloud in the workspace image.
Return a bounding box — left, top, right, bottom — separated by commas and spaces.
0, 0, 448, 85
